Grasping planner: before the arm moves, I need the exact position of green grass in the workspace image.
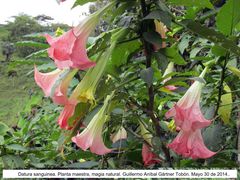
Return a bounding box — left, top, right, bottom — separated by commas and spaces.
0, 59, 39, 126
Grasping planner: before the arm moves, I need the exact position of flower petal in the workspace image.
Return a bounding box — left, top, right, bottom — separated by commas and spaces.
168, 130, 216, 159
34, 66, 62, 97
142, 143, 161, 166
58, 102, 77, 129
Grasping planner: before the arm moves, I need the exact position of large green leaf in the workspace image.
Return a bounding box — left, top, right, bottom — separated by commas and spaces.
6, 144, 28, 152
110, 40, 141, 66
143, 10, 172, 27
16, 41, 49, 49
181, 20, 240, 56
218, 84, 232, 124
167, 0, 213, 9
2, 155, 25, 168
26, 49, 48, 59
160, 45, 187, 65
0, 122, 9, 136
227, 65, 240, 78
216, 0, 240, 35
143, 31, 162, 46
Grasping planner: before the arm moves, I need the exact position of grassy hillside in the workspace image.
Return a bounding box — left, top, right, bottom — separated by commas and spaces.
0, 59, 39, 126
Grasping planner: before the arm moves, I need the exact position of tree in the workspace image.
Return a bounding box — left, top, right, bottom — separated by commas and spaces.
5, 14, 42, 42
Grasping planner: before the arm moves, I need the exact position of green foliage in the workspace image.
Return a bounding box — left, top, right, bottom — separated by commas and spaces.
216, 0, 240, 35
218, 84, 232, 124
167, 0, 214, 9
1, 0, 239, 172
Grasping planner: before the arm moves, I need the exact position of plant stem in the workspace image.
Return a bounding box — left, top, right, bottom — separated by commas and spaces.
215, 55, 229, 116
140, 0, 172, 167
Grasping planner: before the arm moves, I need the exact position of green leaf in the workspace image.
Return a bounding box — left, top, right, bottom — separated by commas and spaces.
24, 95, 42, 112
203, 124, 223, 151
218, 84, 232, 124
153, 52, 169, 71
227, 65, 240, 78
16, 41, 49, 49
167, 0, 213, 9
0, 122, 9, 136
0, 136, 4, 145
143, 10, 172, 27
140, 67, 154, 87
160, 45, 187, 65
2, 155, 25, 168
181, 20, 240, 56
26, 49, 48, 59
211, 45, 227, 56
143, 31, 162, 46
6, 144, 28, 152
88, 32, 111, 57
178, 35, 191, 54
110, 39, 141, 66
216, 0, 240, 35
72, 0, 95, 8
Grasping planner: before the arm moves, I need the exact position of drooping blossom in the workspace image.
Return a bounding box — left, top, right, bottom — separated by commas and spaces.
162, 62, 177, 91
45, 2, 114, 70
111, 126, 127, 143
57, 28, 126, 129
72, 93, 114, 155
34, 3, 116, 130
142, 143, 162, 166
34, 66, 77, 105
168, 129, 216, 159
166, 67, 216, 159
165, 68, 211, 131
139, 121, 161, 166
45, 27, 96, 70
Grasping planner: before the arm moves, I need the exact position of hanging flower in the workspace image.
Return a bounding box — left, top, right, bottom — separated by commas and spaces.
45, 2, 114, 70
67, 28, 126, 104
56, 28, 127, 129
139, 121, 161, 166
165, 67, 212, 131
45, 27, 96, 70
111, 126, 127, 143
166, 67, 216, 159
72, 93, 114, 155
168, 129, 216, 159
142, 143, 162, 166
34, 66, 77, 105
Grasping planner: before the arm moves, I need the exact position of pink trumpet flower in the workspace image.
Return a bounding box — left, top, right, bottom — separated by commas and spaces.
168, 129, 216, 159
142, 143, 162, 166
45, 28, 96, 70
72, 94, 113, 155
166, 67, 216, 158
57, 28, 126, 129
165, 67, 211, 131
57, 102, 77, 130
34, 66, 77, 105
139, 121, 161, 166
45, 2, 114, 70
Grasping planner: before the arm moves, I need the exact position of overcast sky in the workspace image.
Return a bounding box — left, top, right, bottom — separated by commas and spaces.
0, 0, 91, 26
